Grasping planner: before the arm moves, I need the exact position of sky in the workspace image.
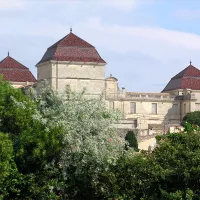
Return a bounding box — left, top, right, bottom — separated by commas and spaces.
1, 0, 200, 92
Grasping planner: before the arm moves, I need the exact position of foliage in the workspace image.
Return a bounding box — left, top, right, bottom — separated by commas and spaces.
0, 77, 63, 199
151, 130, 200, 199
125, 130, 138, 151
3, 75, 200, 199
94, 124, 200, 199
0, 133, 14, 180
32, 87, 127, 199
183, 111, 200, 127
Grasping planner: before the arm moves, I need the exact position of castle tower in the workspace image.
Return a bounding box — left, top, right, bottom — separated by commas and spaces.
162, 62, 200, 93
162, 62, 200, 118
36, 30, 106, 98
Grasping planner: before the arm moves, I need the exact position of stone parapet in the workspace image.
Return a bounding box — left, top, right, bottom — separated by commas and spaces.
106, 92, 176, 102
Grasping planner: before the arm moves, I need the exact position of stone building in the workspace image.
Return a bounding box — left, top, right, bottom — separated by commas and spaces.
2, 30, 200, 142
35, 30, 200, 138
36, 29, 106, 98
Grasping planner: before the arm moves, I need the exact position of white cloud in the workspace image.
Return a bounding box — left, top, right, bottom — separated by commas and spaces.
83, 17, 200, 52
1, 0, 200, 92
75, 18, 200, 91
0, 0, 26, 10
101, 0, 138, 11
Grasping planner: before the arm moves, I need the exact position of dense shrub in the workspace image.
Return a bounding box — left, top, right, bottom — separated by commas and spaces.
183, 111, 200, 127
125, 130, 138, 151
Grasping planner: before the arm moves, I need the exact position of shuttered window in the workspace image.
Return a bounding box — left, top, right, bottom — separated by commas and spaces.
172, 104, 178, 114
109, 101, 114, 109
130, 102, 136, 114
133, 120, 137, 128
152, 103, 157, 114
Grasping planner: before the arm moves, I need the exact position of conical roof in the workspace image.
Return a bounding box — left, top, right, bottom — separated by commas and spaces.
162, 64, 200, 92
0, 55, 36, 82
37, 31, 106, 65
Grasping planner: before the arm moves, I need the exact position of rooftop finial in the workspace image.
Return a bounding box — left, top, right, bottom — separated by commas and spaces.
70, 27, 72, 33
8, 51, 9, 57
190, 60, 192, 65
110, 74, 112, 77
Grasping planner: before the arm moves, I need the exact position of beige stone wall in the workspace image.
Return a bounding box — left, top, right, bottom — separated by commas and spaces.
37, 61, 106, 97
105, 77, 118, 95
11, 81, 35, 89
190, 91, 200, 112
51, 63, 104, 79
108, 99, 180, 131
37, 62, 52, 80
105, 78, 181, 136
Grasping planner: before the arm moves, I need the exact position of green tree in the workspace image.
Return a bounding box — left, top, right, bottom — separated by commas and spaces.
96, 125, 200, 199
183, 111, 200, 127
0, 77, 63, 199
0, 132, 19, 199
33, 87, 128, 199
125, 130, 138, 151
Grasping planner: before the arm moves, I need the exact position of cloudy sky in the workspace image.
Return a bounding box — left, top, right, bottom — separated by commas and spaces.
0, 0, 200, 92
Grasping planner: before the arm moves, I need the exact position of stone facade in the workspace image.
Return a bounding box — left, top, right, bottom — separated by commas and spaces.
105, 75, 193, 137
35, 31, 200, 139
37, 61, 105, 98
5, 31, 200, 150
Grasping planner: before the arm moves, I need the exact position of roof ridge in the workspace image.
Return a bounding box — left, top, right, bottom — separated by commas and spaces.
0, 56, 28, 69
171, 64, 200, 80
162, 64, 200, 92
47, 33, 70, 50
47, 32, 94, 50
37, 32, 106, 65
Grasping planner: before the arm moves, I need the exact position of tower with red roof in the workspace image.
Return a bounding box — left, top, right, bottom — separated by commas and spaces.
0, 53, 36, 88
36, 29, 106, 97
162, 62, 200, 119
162, 62, 200, 92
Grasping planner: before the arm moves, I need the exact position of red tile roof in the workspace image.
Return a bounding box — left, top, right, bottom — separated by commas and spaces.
37, 32, 106, 65
162, 64, 200, 92
0, 56, 36, 82
171, 65, 200, 79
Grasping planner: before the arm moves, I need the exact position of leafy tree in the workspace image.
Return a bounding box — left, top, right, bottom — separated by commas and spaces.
183, 111, 200, 127
125, 130, 138, 151
0, 77, 64, 199
32, 87, 128, 199
0, 133, 14, 180
95, 124, 200, 200
0, 132, 19, 199
149, 130, 200, 199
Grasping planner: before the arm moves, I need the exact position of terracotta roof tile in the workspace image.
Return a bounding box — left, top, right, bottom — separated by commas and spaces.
181, 78, 200, 90
49, 32, 94, 49
0, 56, 28, 69
0, 56, 36, 83
162, 64, 200, 92
172, 65, 200, 80
37, 32, 106, 65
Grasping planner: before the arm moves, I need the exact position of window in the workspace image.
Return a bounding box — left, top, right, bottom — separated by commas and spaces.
130, 102, 136, 114
152, 103, 157, 114
109, 101, 114, 109
133, 119, 137, 128
172, 104, 178, 114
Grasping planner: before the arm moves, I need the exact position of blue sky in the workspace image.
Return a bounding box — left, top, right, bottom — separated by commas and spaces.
1, 0, 200, 92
